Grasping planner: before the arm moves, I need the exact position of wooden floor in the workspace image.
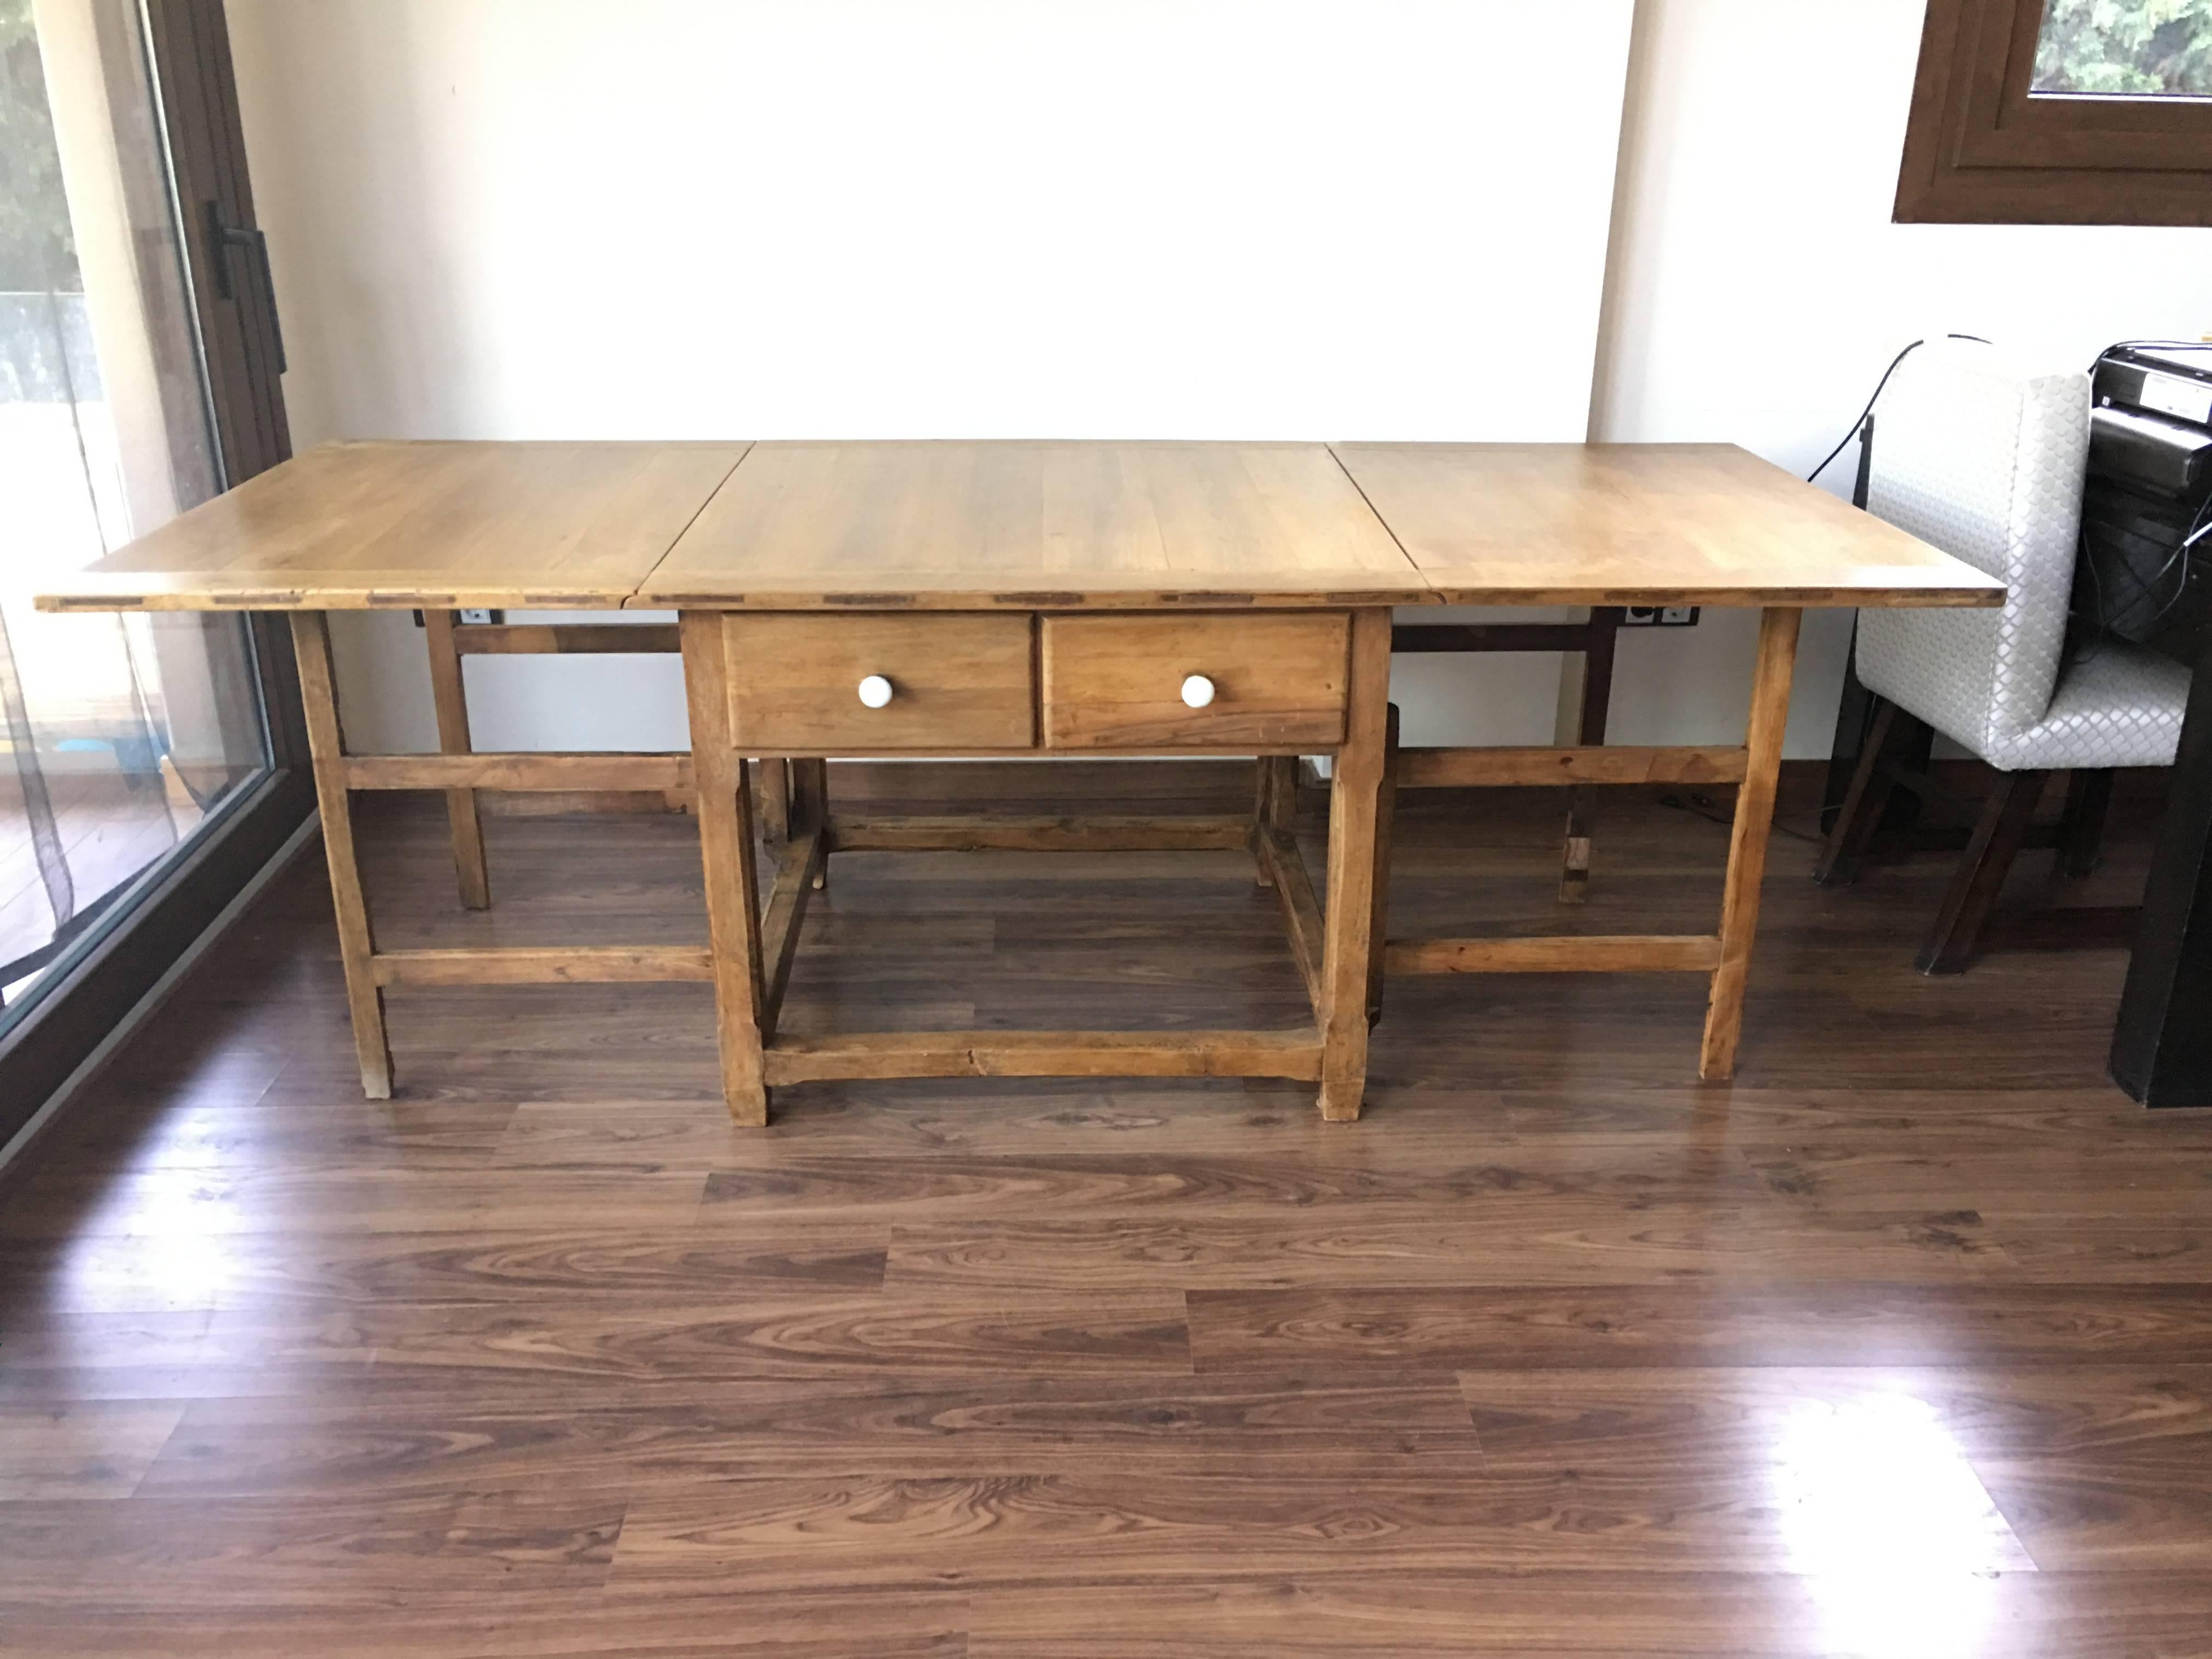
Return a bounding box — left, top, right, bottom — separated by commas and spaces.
1, 760, 2208, 1657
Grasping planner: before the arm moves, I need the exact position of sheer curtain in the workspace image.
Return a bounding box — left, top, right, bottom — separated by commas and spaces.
0, 286, 182, 1003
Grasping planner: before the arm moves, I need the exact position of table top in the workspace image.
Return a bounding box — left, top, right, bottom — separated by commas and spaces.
1331, 443, 2005, 608
35, 441, 750, 612
36, 438, 2006, 614
635, 441, 1431, 610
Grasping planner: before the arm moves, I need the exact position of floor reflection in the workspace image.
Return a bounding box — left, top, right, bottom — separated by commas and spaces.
1773, 1391, 2029, 1657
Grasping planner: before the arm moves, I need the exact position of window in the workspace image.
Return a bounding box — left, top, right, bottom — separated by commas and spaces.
0, 0, 311, 1137
1895, 0, 2212, 224
2032, 0, 2212, 94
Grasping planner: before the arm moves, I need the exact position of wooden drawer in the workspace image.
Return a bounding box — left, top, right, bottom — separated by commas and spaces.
1040, 613, 1350, 750
722, 614, 1036, 751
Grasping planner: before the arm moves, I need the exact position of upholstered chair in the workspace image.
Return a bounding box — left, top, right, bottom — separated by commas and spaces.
1816, 340, 2190, 973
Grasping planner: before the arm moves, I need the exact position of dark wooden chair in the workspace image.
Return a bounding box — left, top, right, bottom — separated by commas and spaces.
1812, 341, 2187, 974
1817, 698, 2118, 973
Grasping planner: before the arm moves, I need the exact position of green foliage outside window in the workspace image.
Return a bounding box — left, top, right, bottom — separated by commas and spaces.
0, 0, 81, 292
2035, 0, 2212, 95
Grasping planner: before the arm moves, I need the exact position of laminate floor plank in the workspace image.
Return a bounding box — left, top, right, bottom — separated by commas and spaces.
1454, 1364, 2212, 1468
965, 1573, 2212, 1657
703, 1140, 2104, 1221
136, 1374, 1482, 1497
0, 1400, 186, 1498
0, 1165, 712, 1242
882, 1209, 2017, 1291
22, 1099, 524, 1176
1982, 1457, 2212, 1570
0, 1489, 624, 1611
0, 1221, 888, 1316
1187, 1283, 2212, 1371
0, 1305, 386, 1402
97, 1294, 1195, 1385
603, 1465, 2032, 1595
0, 1592, 968, 1658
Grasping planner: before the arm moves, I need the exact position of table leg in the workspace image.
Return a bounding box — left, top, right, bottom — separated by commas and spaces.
1317, 609, 1393, 1121
1560, 606, 1622, 904
1699, 606, 1802, 1081
791, 758, 830, 890
756, 758, 792, 851
2111, 628, 2212, 1107
1253, 757, 1299, 888
421, 610, 491, 911
1365, 702, 1400, 1028
288, 611, 394, 1099
680, 612, 770, 1124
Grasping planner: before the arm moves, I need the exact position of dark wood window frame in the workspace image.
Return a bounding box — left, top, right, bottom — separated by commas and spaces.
1897, 0, 2212, 225
0, 0, 313, 1144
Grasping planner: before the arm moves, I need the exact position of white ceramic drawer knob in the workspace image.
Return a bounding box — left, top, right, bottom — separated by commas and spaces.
1181, 674, 1216, 709
857, 674, 894, 709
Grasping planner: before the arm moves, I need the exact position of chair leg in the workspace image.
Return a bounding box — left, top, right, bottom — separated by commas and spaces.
2059, 768, 2115, 879
1916, 769, 2047, 976
1814, 697, 1905, 888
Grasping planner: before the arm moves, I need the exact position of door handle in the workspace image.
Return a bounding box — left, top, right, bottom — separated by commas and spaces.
204, 201, 287, 375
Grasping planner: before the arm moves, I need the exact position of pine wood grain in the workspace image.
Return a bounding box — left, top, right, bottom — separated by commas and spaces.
721, 612, 1037, 752
1315, 609, 1392, 1120
368, 946, 715, 986
1386, 934, 1724, 974
681, 612, 770, 1124
1701, 606, 1802, 1079
762, 1029, 1325, 1085
639, 441, 1431, 610
1331, 441, 2009, 608
1040, 613, 1348, 750
341, 753, 695, 793
36, 441, 748, 611
288, 611, 392, 1099
1397, 743, 1750, 787
420, 610, 491, 910
449, 623, 682, 655
831, 816, 1254, 854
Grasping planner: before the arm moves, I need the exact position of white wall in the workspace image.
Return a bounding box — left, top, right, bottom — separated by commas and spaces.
1590, 0, 2212, 759
229, 0, 2211, 765
225, 0, 1637, 754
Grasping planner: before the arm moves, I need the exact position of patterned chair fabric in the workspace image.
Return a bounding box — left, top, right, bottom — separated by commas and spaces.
1855, 341, 2189, 772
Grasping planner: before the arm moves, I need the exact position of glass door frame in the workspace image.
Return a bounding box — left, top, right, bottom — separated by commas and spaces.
0, 0, 314, 1139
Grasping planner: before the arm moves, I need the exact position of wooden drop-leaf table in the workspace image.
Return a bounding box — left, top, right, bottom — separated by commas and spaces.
38, 438, 2002, 1123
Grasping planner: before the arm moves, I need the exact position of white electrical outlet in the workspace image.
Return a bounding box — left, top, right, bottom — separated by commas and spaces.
1660, 606, 1697, 625
459, 608, 496, 625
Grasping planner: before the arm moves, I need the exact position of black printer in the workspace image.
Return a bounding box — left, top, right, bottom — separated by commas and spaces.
2080, 343, 2212, 663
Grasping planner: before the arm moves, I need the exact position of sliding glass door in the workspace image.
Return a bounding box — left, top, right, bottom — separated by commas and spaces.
1, 0, 309, 1127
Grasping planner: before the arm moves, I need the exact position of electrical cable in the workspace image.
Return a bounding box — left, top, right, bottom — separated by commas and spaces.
2087, 339, 2212, 373
1807, 334, 1993, 485
2134, 488, 2212, 638
1660, 791, 1821, 843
